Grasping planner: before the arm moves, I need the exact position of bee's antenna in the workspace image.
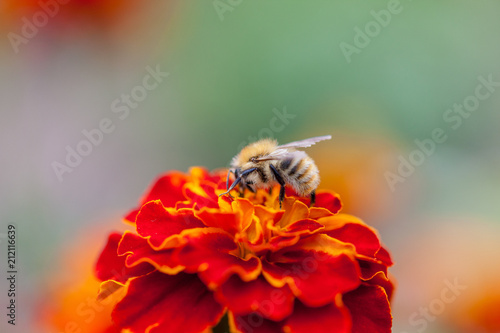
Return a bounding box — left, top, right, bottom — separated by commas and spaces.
219, 176, 241, 197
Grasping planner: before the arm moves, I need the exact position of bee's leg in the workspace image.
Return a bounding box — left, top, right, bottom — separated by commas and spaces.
239, 168, 257, 196
219, 177, 241, 197
278, 187, 286, 209
225, 169, 233, 191
234, 169, 245, 196
219, 168, 257, 197
269, 164, 286, 209
310, 190, 316, 207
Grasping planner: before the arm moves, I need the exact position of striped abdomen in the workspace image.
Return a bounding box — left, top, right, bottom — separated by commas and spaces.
275, 153, 320, 196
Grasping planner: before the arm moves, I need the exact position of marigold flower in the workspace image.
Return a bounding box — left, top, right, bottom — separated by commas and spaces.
95, 167, 394, 333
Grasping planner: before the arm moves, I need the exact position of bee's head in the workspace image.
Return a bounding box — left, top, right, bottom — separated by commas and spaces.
238, 160, 259, 175
231, 158, 258, 172
231, 138, 277, 169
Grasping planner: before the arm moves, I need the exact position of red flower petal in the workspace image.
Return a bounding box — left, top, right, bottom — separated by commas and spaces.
308, 206, 334, 220
267, 219, 325, 252
113, 271, 225, 333
196, 210, 241, 234
283, 300, 352, 333
230, 312, 283, 333
124, 209, 141, 224
135, 200, 205, 249
195, 198, 254, 235
254, 205, 284, 236
343, 284, 392, 333
282, 218, 324, 234
124, 172, 189, 222
314, 191, 342, 214
183, 182, 219, 209
244, 214, 265, 248
278, 199, 310, 228
189, 166, 224, 184
358, 258, 388, 281
364, 272, 395, 302
95, 233, 154, 283
375, 246, 394, 266
325, 222, 381, 258
175, 229, 261, 288
117, 231, 183, 274
216, 275, 294, 321
268, 234, 301, 252
262, 251, 360, 307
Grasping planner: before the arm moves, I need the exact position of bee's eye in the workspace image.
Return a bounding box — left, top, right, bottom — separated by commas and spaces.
250, 157, 256, 162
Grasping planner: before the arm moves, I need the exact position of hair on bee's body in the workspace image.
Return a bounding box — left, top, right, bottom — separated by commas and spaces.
230, 138, 276, 193
221, 136, 331, 209
277, 152, 320, 196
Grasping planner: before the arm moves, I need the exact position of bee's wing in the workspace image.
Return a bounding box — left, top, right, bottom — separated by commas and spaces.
277, 135, 331, 149
255, 149, 306, 162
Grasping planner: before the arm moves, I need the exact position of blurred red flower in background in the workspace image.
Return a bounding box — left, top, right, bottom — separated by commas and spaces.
36, 224, 127, 333
2, 0, 133, 27
95, 167, 395, 332
0, 0, 151, 45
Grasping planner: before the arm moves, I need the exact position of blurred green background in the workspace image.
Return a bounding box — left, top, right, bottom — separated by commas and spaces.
1, 1, 499, 332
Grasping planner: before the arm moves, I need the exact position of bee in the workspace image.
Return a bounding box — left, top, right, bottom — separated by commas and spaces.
219, 135, 331, 209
